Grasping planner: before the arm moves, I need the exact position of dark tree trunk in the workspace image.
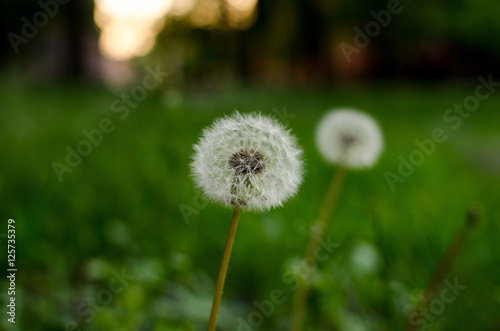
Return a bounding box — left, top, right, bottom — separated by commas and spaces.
61, 0, 94, 80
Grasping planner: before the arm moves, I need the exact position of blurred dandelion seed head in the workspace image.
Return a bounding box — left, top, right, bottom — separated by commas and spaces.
191, 111, 304, 211
316, 109, 384, 168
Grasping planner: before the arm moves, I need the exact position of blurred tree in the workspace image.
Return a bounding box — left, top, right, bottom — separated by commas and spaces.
1, 0, 95, 80
63, 0, 92, 79
3, 0, 500, 83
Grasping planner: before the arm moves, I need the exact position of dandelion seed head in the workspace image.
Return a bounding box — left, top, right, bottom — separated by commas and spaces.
191, 111, 304, 211
316, 109, 383, 168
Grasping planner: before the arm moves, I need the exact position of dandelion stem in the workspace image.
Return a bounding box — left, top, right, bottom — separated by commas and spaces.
207, 206, 242, 331
404, 206, 480, 331
291, 166, 347, 331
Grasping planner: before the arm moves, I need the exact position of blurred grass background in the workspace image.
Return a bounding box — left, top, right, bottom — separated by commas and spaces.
0, 77, 499, 330
2, 0, 500, 330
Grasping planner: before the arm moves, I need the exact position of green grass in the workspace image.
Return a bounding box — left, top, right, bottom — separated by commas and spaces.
0, 80, 499, 331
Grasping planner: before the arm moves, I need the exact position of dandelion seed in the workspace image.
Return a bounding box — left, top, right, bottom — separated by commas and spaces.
292, 108, 384, 331
191, 111, 304, 211
191, 111, 304, 331
315, 109, 383, 168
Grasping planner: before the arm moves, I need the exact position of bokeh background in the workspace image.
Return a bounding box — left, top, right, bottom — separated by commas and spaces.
1, 0, 499, 330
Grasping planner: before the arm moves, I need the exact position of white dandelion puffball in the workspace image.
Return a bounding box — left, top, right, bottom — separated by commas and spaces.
316, 109, 383, 168
191, 111, 304, 212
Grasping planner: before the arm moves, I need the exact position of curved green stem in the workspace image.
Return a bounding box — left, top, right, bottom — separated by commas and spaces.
404, 207, 480, 331
207, 206, 242, 331
291, 166, 347, 331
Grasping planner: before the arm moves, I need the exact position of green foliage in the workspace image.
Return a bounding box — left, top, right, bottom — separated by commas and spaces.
0, 80, 499, 330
